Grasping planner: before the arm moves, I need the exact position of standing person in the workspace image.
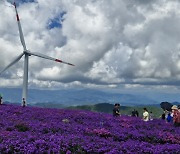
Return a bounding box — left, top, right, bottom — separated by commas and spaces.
171, 105, 180, 127
131, 109, 136, 117
149, 111, 154, 120
113, 103, 120, 117
22, 98, 26, 107
135, 110, 139, 117
143, 108, 149, 121
166, 112, 172, 123
161, 111, 166, 120
0, 95, 2, 105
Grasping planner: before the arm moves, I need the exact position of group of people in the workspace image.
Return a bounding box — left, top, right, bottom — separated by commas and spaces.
160, 105, 180, 127
161, 110, 172, 122
113, 103, 180, 127
131, 109, 139, 117
142, 106, 180, 126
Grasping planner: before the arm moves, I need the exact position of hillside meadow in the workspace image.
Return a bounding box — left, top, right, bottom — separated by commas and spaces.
0, 104, 179, 153
67, 103, 164, 118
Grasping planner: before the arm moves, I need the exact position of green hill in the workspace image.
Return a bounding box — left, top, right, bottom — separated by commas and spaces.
67, 103, 164, 118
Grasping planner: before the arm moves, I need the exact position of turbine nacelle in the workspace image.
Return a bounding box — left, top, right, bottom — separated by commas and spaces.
24, 50, 31, 55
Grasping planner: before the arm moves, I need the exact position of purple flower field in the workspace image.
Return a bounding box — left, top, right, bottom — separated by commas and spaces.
0, 104, 179, 153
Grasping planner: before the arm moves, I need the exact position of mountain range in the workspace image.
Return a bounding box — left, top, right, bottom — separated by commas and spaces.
0, 88, 159, 106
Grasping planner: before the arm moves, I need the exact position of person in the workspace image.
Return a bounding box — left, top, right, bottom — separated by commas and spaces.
22, 98, 26, 107
135, 110, 139, 117
132, 109, 139, 117
166, 112, 172, 123
131, 109, 136, 117
149, 111, 154, 120
171, 105, 180, 127
161, 111, 166, 120
0, 95, 3, 105
178, 105, 180, 112
113, 103, 120, 117
143, 108, 149, 121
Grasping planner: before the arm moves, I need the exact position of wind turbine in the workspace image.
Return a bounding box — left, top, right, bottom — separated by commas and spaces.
0, 2, 74, 106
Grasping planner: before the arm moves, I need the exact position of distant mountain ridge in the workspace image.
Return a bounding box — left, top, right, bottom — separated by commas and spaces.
0, 88, 159, 106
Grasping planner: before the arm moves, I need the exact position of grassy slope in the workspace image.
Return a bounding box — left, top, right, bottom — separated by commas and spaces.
67, 103, 164, 118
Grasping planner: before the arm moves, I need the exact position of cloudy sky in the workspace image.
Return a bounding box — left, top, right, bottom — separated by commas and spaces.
1, 0, 180, 96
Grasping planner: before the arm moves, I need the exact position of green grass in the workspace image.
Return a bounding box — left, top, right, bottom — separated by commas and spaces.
67, 103, 164, 118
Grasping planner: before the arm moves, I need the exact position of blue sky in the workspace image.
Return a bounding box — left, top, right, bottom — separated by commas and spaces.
1, 0, 180, 102
48, 12, 66, 29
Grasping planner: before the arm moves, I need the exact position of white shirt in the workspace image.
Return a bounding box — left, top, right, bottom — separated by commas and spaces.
143, 111, 149, 121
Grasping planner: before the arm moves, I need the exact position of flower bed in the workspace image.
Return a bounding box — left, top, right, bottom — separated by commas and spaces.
0, 104, 179, 153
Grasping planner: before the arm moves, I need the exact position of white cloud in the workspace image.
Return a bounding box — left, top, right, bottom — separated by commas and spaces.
36, 66, 61, 80
1, 0, 180, 92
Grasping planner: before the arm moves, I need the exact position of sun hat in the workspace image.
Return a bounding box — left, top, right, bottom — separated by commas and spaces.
171, 105, 178, 110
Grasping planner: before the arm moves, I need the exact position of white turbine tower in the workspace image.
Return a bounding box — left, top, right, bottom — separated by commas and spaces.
0, 2, 74, 106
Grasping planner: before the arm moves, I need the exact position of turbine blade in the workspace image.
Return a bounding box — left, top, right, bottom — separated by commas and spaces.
14, 2, 27, 51
27, 51, 75, 66
0, 53, 24, 75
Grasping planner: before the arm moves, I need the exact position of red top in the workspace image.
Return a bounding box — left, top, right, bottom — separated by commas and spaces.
173, 110, 180, 123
